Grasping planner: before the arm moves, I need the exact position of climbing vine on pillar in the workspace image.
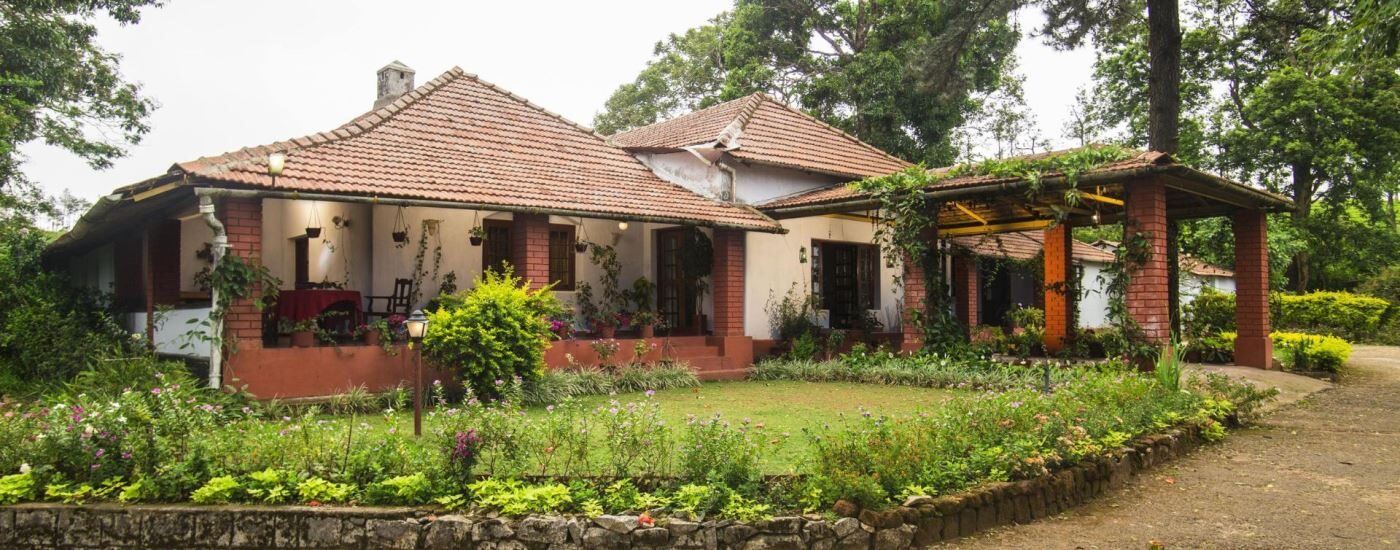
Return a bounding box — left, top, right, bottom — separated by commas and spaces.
851, 169, 961, 351
1098, 229, 1156, 360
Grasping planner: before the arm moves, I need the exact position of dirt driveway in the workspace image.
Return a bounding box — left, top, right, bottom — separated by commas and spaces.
945, 345, 1400, 550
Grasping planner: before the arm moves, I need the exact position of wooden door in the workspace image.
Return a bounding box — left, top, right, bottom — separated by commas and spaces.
655, 228, 697, 334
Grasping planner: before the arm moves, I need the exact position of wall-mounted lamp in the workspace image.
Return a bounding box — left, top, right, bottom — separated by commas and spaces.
617, 221, 630, 231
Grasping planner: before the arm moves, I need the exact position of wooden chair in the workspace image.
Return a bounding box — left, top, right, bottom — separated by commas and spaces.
365, 278, 414, 321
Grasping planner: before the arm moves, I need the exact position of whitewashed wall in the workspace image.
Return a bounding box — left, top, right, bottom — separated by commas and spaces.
1078, 261, 1112, 328
179, 216, 216, 293
1180, 273, 1236, 306
744, 215, 902, 339
122, 307, 213, 358
734, 162, 843, 205
260, 199, 373, 293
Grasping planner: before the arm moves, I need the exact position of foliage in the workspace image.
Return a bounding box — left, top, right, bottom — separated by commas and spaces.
752, 351, 1096, 392
1274, 292, 1389, 341
764, 283, 819, 341
804, 368, 1253, 509
1269, 332, 1351, 373
0, 471, 37, 505
1182, 287, 1236, 339
0, 229, 137, 392
296, 477, 355, 504
468, 479, 573, 516
1358, 266, 1400, 306
424, 267, 565, 399
0, 0, 160, 188
592, 1, 1020, 166
1154, 339, 1185, 392
522, 363, 700, 405
364, 473, 434, 505
678, 414, 780, 486
191, 475, 241, 504
584, 243, 624, 327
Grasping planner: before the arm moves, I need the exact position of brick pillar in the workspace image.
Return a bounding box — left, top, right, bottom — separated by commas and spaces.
1043, 223, 1074, 353
1233, 210, 1273, 368
219, 197, 264, 349
952, 255, 979, 328
511, 213, 551, 289
901, 253, 927, 353
1125, 180, 1170, 343
712, 228, 746, 337
149, 219, 182, 306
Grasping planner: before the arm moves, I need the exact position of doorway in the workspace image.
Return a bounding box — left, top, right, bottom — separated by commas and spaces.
655, 228, 699, 335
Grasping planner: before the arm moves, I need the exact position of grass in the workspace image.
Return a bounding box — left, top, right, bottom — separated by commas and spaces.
347, 380, 962, 472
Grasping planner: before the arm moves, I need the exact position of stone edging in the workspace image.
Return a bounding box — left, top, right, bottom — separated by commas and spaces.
0, 425, 1204, 549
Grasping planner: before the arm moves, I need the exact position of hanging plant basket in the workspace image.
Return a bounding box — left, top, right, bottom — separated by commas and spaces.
468, 211, 485, 246
391, 205, 411, 248
305, 200, 324, 239
470, 235, 483, 246
305, 226, 322, 238
575, 221, 590, 253
575, 241, 589, 253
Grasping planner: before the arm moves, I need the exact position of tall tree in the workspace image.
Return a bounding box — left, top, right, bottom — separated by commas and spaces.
595, 0, 1020, 166
0, 0, 160, 195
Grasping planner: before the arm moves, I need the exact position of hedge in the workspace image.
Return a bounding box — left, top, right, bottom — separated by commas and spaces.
1184, 289, 1389, 343
1215, 331, 1352, 373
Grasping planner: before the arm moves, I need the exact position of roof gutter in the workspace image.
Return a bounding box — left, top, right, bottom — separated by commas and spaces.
761, 164, 1293, 219
192, 186, 786, 234
45, 193, 125, 252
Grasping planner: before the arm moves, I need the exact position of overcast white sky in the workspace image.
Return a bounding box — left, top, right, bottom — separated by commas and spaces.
21, 1, 1096, 204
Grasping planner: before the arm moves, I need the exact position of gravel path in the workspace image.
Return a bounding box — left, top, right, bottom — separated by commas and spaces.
945, 345, 1400, 549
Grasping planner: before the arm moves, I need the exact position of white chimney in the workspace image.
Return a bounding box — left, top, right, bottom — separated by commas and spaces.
374, 61, 416, 109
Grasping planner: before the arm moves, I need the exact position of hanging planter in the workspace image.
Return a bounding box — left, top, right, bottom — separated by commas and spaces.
391, 206, 410, 246
468, 211, 485, 246
305, 201, 323, 238
575, 221, 590, 253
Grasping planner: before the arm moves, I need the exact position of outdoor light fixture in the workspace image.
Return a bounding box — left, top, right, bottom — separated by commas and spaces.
617, 221, 630, 231
267, 153, 286, 186
406, 309, 429, 436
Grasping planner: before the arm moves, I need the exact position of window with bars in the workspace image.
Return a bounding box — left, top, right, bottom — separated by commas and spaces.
811, 240, 881, 329
482, 220, 512, 274
548, 225, 576, 290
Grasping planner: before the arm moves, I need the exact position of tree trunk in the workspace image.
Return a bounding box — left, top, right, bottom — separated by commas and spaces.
1146, 0, 1181, 154
1289, 161, 1315, 292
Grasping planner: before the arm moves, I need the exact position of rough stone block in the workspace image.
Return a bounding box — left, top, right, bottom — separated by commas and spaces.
473, 517, 516, 542
742, 533, 803, 549
0, 507, 13, 546
231, 511, 281, 547
756, 516, 801, 534
939, 510, 959, 541
582, 526, 624, 548
633, 526, 671, 547
721, 523, 758, 546
518, 516, 569, 544
423, 515, 473, 549
58, 507, 107, 548
873, 525, 915, 550
366, 518, 423, 549
913, 514, 943, 547
802, 519, 834, 542
958, 507, 978, 537
595, 514, 641, 534
14, 507, 58, 547
977, 504, 997, 531
142, 509, 194, 547
191, 509, 234, 547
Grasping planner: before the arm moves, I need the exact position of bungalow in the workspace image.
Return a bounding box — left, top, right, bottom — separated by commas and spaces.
47, 62, 1290, 399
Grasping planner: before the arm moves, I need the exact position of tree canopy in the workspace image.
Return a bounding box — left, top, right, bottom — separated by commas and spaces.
593, 0, 1021, 166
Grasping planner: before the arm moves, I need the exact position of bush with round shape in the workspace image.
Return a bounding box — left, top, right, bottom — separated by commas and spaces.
424, 268, 565, 399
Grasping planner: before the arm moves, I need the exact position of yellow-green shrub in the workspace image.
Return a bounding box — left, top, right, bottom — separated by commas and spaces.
1273, 291, 1388, 340
1220, 331, 1352, 372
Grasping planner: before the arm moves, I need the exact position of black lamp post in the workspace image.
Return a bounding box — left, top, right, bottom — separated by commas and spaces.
405, 309, 429, 437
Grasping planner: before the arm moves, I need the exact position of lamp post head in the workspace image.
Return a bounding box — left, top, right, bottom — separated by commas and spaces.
617, 221, 629, 231
406, 309, 429, 341
267, 153, 286, 177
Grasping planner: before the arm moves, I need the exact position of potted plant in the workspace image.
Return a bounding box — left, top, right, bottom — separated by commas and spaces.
469, 225, 487, 246
280, 318, 318, 348
594, 312, 620, 339
632, 310, 658, 339
391, 206, 410, 246
575, 238, 589, 254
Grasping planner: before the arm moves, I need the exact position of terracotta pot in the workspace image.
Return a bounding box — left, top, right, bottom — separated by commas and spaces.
305, 227, 322, 238
291, 331, 316, 348
597, 325, 616, 339
639, 324, 655, 339
363, 331, 381, 347
469, 236, 483, 246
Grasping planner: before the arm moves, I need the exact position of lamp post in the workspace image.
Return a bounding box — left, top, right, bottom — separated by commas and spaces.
267, 153, 285, 187
405, 309, 429, 437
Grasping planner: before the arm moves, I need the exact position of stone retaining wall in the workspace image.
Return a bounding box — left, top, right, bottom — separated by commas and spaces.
1, 426, 1202, 549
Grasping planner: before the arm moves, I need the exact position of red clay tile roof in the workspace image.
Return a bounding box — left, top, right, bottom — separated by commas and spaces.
1182, 257, 1235, 278
952, 231, 1117, 263
172, 68, 780, 232
609, 93, 912, 179
758, 149, 1171, 210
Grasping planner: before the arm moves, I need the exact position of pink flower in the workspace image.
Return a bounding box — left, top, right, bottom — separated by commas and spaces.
150, 388, 162, 395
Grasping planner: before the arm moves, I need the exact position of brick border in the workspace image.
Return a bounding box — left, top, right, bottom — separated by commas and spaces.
2, 426, 1205, 549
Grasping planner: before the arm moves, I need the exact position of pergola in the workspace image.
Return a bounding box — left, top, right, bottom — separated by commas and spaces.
759, 150, 1293, 368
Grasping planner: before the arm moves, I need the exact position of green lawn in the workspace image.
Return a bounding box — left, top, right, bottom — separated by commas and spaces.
571, 381, 962, 470
359, 380, 962, 472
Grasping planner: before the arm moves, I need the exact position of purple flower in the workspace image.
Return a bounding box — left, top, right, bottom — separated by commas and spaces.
494, 379, 505, 386
95, 448, 105, 458
645, 390, 656, 397
150, 388, 162, 395
121, 452, 132, 460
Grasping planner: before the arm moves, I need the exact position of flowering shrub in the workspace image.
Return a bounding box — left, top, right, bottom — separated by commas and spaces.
752, 351, 1090, 391
678, 414, 782, 486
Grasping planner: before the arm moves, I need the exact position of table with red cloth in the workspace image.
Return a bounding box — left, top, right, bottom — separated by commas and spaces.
276, 289, 364, 328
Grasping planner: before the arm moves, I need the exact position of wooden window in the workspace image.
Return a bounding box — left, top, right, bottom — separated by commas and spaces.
482, 219, 512, 274
811, 239, 880, 329
548, 224, 576, 290
293, 236, 310, 288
